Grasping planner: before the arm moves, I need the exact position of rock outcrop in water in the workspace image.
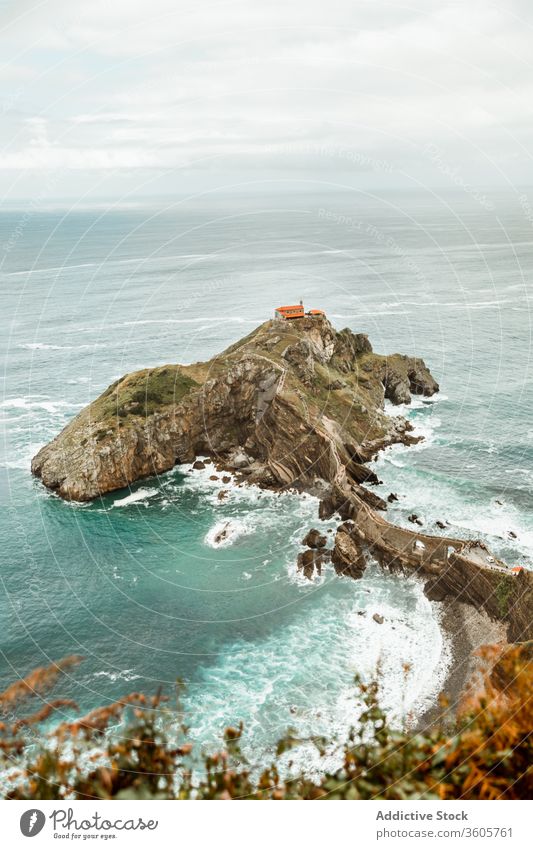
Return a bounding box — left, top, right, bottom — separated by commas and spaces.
32, 313, 532, 648
31, 315, 438, 502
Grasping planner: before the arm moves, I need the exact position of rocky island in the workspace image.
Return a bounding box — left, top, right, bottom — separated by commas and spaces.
32, 315, 532, 658
32, 315, 438, 501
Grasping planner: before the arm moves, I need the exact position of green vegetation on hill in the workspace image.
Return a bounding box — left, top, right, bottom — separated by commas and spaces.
91, 366, 198, 422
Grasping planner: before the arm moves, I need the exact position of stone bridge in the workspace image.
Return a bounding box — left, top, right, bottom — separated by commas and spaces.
327, 487, 533, 642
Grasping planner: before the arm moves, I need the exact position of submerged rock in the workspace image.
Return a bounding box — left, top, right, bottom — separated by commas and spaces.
213, 523, 231, 545
408, 513, 424, 527
297, 548, 331, 580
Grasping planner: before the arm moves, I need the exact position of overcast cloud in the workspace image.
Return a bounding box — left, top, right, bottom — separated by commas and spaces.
1, 0, 533, 199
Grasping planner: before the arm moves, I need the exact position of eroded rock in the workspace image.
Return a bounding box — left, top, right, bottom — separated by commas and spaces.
297, 548, 331, 580
332, 522, 367, 579
302, 528, 327, 549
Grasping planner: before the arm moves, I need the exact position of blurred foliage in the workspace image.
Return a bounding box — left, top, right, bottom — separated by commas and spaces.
1, 643, 531, 800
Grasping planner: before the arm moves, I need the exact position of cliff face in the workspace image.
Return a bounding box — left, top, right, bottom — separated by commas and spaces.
425, 554, 533, 643
31, 316, 439, 502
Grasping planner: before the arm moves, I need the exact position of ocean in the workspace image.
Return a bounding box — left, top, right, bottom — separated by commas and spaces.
1, 190, 532, 775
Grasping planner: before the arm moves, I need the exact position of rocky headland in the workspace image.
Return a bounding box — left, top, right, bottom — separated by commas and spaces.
32, 315, 532, 697
31, 315, 437, 501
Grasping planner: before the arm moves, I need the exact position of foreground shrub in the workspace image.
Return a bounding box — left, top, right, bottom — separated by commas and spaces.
1, 643, 531, 800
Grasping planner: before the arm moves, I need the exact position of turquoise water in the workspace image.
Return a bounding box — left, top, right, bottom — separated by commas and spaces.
1, 190, 532, 772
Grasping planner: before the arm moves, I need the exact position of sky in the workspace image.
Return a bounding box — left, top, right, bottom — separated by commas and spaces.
1, 0, 533, 200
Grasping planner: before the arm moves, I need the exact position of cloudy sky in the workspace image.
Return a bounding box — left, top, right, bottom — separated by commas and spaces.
1, 0, 533, 199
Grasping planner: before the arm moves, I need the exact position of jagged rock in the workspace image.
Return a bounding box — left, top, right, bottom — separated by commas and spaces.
373, 613, 384, 624
209, 474, 219, 481
230, 450, 251, 469
256, 371, 281, 421
319, 494, 338, 520
387, 492, 399, 503
408, 362, 439, 396
217, 490, 228, 501
297, 548, 331, 580
247, 466, 277, 487
436, 520, 447, 530
333, 329, 372, 370
381, 355, 439, 406
302, 528, 327, 549
424, 554, 533, 642
425, 583, 448, 602
344, 442, 367, 463
383, 371, 412, 405
352, 484, 387, 512
263, 335, 280, 350
345, 458, 380, 486
213, 523, 231, 545
192, 460, 206, 470
282, 338, 325, 385
222, 476, 231, 484
332, 522, 367, 579
408, 513, 424, 526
